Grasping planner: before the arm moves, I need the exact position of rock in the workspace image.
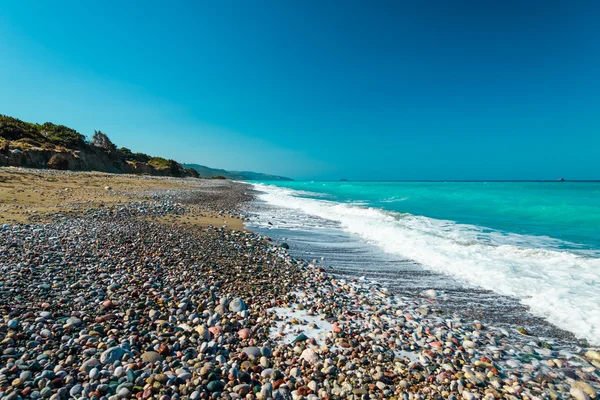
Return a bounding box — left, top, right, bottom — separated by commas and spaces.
233, 384, 251, 395
194, 324, 210, 340
293, 333, 308, 343
214, 303, 227, 315
585, 350, 600, 363
66, 317, 82, 326
207, 381, 224, 392
141, 351, 163, 364
47, 154, 70, 170
261, 383, 273, 399
533, 373, 553, 384
572, 387, 591, 400
261, 347, 272, 357
101, 347, 129, 364
462, 340, 475, 349
89, 367, 99, 379
242, 347, 261, 360
238, 328, 252, 339
516, 327, 531, 335
81, 358, 101, 372
462, 392, 476, 400
229, 297, 247, 312
70, 384, 83, 397
299, 348, 319, 365
572, 382, 597, 399
281, 242, 289, 249
177, 371, 192, 381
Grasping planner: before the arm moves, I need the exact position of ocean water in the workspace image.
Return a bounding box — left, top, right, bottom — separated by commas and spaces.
250, 181, 600, 345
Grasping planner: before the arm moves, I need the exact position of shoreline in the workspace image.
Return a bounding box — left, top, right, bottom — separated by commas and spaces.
247, 198, 588, 347
247, 181, 600, 347
1, 168, 599, 399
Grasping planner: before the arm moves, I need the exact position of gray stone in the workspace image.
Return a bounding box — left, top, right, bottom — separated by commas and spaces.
242, 346, 261, 360
89, 367, 99, 379
229, 297, 246, 312
81, 358, 101, 372
70, 384, 83, 397
140, 351, 163, 364
100, 347, 129, 364
66, 317, 82, 325
260, 347, 272, 357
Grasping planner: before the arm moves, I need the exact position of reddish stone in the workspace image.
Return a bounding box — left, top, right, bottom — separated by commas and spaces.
297, 387, 309, 396
238, 328, 251, 339
209, 326, 223, 336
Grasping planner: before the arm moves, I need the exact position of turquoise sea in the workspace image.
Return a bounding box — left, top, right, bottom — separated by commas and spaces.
251, 181, 600, 345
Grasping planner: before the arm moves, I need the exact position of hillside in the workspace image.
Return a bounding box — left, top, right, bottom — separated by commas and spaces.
183, 163, 292, 181
0, 114, 200, 177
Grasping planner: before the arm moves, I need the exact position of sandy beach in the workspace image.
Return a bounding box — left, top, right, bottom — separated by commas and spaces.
1, 168, 599, 400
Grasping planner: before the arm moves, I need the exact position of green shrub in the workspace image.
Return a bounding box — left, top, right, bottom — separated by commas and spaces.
120, 147, 151, 163
40, 122, 86, 148
148, 157, 176, 169
0, 115, 44, 141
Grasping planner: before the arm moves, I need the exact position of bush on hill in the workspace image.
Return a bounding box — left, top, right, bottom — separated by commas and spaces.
41, 122, 87, 148
1, 114, 197, 178
0, 115, 87, 149
148, 157, 178, 169
119, 147, 151, 163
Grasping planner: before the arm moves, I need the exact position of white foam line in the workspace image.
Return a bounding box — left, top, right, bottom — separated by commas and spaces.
269, 306, 333, 345
253, 183, 600, 345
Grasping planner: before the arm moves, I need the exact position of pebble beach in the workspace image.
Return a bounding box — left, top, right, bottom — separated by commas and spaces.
1, 169, 599, 400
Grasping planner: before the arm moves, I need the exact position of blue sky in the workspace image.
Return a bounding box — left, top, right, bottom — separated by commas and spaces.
1, 1, 599, 180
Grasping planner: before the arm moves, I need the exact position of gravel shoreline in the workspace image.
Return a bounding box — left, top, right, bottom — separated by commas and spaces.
1, 175, 599, 399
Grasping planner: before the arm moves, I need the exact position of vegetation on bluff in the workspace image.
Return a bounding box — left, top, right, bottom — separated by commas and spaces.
0, 115, 87, 149
0, 114, 198, 177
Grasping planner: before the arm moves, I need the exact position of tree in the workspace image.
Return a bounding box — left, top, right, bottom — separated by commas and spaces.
91, 130, 117, 154
119, 147, 133, 159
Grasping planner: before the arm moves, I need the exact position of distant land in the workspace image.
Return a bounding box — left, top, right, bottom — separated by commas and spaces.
183, 163, 292, 181
0, 114, 290, 180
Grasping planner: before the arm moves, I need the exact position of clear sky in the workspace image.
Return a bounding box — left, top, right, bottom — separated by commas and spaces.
1, 1, 599, 180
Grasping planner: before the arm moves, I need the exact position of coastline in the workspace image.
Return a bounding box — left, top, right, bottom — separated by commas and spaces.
1, 168, 599, 400
247, 193, 587, 346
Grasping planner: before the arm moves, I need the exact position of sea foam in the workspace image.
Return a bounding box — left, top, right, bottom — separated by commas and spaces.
253, 183, 600, 345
